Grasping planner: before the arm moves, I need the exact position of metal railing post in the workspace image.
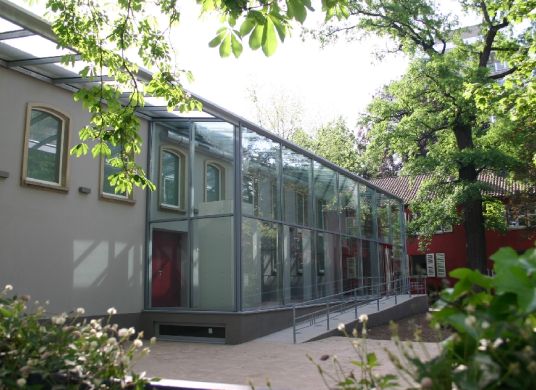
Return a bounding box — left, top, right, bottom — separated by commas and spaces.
292, 306, 297, 344
326, 302, 330, 330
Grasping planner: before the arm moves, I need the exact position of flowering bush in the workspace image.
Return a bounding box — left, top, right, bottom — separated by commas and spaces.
411, 246, 536, 389
0, 285, 153, 389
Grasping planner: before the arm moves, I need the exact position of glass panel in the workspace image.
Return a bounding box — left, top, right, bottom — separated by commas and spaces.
282, 147, 311, 226
206, 164, 221, 202
377, 194, 390, 242
359, 186, 375, 239
339, 176, 359, 236
150, 122, 190, 220
341, 237, 362, 293
27, 109, 62, 183
283, 226, 313, 303
313, 162, 338, 231
242, 217, 281, 309
150, 220, 189, 308
160, 150, 180, 207
192, 217, 234, 310
315, 232, 341, 298
194, 122, 234, 216
391, 201, 402, 247
242, 128, 280, 220
102, 143, 128, 196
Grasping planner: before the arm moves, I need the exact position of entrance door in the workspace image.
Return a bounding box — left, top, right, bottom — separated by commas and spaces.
151, 230, 182, 307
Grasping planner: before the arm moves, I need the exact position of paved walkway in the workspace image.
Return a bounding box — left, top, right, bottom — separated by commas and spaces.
136, 336, 441, 390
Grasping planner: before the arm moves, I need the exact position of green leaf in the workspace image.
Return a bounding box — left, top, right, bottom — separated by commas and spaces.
449, 268, 492, 289
231, 34, 243, 58
239, 17, 256, 37
249, 23, 264, 50
219, 33, 231, 57
208, 30, 226, 48
269, 15, 287, 42
262, 17, 277, 56
288, 0, 307, 23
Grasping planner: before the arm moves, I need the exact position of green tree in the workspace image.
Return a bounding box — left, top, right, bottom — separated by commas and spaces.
319, 0, 536, 272
291, 117, 364, 174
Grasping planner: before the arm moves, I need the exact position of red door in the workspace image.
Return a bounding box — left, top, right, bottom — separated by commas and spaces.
151, 230, 181, 307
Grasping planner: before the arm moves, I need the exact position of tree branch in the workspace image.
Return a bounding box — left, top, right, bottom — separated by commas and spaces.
488, 66, 518, 79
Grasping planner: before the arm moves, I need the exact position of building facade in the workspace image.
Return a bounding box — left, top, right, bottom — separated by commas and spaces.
372, 175, 535, 290
0, 1, 408, 343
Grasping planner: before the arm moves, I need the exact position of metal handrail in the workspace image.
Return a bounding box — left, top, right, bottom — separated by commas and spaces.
291, 275, 427, 343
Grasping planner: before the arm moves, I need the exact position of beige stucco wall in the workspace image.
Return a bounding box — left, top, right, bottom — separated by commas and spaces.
0, 66, 147, 316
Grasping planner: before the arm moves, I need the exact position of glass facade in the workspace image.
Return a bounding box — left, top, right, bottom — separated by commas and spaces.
146, 120, 407, 312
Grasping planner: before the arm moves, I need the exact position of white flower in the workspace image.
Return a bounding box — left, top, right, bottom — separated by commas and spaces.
107, 307, 117, 315
492, 338, 504, 349
150, 337, 157, 345
51, 314, 66, 326
107, 337, 117, 345
75, 307, 85, 315
133, 339, 143, 348
478, 339, 489, 351
454, 364, 467, 373
464, 315, 476, 327
16, 378, 26, 388
481, 321, 490, 329
337, 323, 345, 332
4, 284, 13, 292
128, 327, 136, 335
118, 328, 129, 338
359, 314, 369, 323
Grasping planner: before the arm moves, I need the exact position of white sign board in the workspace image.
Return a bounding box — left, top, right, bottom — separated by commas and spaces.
426, 253, 436, 277
436, 253, 446, 277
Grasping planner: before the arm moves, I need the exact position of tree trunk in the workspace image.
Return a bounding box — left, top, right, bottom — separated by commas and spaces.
454, 122, 488, 274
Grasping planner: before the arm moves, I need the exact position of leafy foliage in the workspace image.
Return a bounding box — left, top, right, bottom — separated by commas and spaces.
291, 117, 364, 174
407, 247, 536, 389
0, 285, 153, 389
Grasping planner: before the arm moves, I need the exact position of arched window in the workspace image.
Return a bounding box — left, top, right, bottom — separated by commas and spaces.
22, 104, 70, 189
205, 162, 223, 202
100, 142, 133, 202
160, 148, 185, 210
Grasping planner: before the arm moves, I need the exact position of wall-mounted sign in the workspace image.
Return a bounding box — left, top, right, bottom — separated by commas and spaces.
426, 253, 436, 277
436, 253, 446, 277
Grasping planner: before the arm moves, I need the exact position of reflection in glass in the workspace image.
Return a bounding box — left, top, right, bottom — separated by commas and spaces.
160, 149, 181, 208
192, 217, 234, 310
339, 176, 359, 236
377, 193, 390, 242
103, 143, 128, 197
27, 109, 62, 183
360, 186, 375, 239
150, 220, 189, 308
194, 122, 234, 215
242, 128, 280, 220
242, 218, 281, 309
341, 238, 362, 292
315, 232, 341, 298
206, 163, 222, 202
282, 147, 311, 226
313, 162, 338, 231
283, 226, 313, 302
391, 201, 402, 247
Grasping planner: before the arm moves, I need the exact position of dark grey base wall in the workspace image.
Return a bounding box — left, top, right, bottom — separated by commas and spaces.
140, 296, 428, 345
141, 306, 320, 344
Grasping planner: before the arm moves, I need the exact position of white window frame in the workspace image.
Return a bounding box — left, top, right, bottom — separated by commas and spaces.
22, 103, 70, 191
159, 146, 186, 212
204, 161, 224, 202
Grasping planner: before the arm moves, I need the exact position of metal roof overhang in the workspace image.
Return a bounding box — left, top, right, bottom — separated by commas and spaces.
0, 0, 403, 201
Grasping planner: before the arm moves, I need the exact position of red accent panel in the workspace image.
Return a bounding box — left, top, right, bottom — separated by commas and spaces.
151, 230, 181, 307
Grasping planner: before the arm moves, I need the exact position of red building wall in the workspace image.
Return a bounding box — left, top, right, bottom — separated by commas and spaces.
407, 223, 535, 290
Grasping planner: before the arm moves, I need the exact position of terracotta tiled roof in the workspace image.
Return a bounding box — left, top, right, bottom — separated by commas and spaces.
371, 173, 534, 204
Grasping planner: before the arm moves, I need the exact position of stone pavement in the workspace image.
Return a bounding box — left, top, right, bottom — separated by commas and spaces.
135, 336, 441, 390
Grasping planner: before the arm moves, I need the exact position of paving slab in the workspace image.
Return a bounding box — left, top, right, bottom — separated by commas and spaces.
136, 336, 441, 390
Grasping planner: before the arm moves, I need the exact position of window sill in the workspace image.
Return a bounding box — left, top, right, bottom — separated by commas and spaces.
100, 192, 135, 205
22, 178, 68, 193
159, 203, 186, 214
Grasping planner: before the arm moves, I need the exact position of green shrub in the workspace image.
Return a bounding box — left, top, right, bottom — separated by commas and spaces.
0, 285, 153, 389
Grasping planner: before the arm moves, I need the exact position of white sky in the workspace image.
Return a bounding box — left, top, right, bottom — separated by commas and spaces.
10, 0, 476, 133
